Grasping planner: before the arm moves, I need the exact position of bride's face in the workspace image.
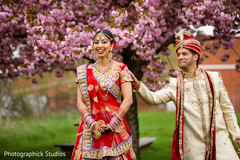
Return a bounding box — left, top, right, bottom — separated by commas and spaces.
93, 35, 113, 58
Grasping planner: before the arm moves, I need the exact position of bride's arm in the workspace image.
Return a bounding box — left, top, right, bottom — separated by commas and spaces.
77, 86, 100, 132
117, 82, 133, 118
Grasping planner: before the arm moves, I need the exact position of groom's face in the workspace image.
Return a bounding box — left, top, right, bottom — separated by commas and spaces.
177, 48, 198, 70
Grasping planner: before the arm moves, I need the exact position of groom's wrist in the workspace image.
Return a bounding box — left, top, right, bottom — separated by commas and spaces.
133, 81, 141, 90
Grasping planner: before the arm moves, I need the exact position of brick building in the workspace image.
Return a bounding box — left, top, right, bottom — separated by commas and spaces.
199, 38, 240, 113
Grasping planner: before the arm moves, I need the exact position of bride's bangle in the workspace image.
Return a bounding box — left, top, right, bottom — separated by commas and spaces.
83, 113, 96, 129
108, 114, 122, 131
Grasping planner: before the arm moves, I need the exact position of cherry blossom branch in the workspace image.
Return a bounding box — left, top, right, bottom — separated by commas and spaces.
166, 55, 174, 70
156, 34, 175, 54
231, 46, 240, 58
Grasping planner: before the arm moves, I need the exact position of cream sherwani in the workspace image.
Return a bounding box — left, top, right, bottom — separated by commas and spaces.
137, 69, 240, 160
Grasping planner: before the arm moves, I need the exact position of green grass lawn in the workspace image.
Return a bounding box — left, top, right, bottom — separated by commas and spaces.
0, 113, 80, 160
139, 111, 175, 160
0, 111, 239, 160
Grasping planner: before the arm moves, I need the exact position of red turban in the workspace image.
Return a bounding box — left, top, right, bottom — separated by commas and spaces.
175, 30, 202, 65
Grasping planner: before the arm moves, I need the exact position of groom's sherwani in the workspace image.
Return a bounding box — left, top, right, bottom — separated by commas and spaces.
137, 68, 240, 160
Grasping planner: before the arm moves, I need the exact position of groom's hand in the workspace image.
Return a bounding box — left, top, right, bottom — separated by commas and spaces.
129, 72, 140, 89
234, 139, 240, 154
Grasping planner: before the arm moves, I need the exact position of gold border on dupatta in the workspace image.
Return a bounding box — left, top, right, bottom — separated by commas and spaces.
81, 136, 134, 159
92, 64, 121, 101
77, 64, 91, 112
75, 64, 93, 160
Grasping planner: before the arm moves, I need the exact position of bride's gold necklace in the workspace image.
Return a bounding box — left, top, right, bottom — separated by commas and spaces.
93, 60, 113, 101
94, 59, 113, 73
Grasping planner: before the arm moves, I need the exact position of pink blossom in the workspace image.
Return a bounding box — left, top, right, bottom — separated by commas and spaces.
205, 44, 212, 50
111, 11, 119, 17
162, 49, 172, 56
31, 78, 38, 84
220, 54, 230, 62
0, 0, 239, 87
222, 39, 235, 50
134, 2, 143, 13
236, 62, 240, 73
0, 12, 8, 20
39, 0, 52, 5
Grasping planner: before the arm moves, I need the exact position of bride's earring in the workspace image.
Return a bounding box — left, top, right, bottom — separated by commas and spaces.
109, 51, 112, 58
94, 53, 98, 60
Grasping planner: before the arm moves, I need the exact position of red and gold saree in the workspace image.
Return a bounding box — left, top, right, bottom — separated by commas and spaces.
71, 63, 136, 160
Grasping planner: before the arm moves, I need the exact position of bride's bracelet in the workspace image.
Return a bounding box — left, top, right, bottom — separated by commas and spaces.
83, 113, 96, 129
107, 114, 122, 131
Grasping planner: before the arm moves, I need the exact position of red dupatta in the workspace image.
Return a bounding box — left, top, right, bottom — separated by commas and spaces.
172, 69, 216, 160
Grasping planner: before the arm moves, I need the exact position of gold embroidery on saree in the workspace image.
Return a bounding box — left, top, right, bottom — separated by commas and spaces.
73, 136, 83, 160
76, 65, 94, 159
120, 65, 132, 83
82, 136, 133, 159
92, 65, 121, 101
93, 96, 98, 103
77, 65, 91, 111
88, 85, 94, 91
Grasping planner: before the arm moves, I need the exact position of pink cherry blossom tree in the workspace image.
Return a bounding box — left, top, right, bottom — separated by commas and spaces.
1, 0, 240, 158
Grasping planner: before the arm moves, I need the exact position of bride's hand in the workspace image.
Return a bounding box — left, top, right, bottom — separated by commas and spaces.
92, 123, 101, 132
100, 124, 109, 132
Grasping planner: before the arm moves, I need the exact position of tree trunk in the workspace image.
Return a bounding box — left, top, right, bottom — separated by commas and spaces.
122, 47, 148, 160
6, 79, 16, 126
0, 83, 3, 126
0, 78, 7, 126
125, 93, 140, 160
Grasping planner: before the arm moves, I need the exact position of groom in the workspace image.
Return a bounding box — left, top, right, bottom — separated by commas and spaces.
131, 30, 240, 160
